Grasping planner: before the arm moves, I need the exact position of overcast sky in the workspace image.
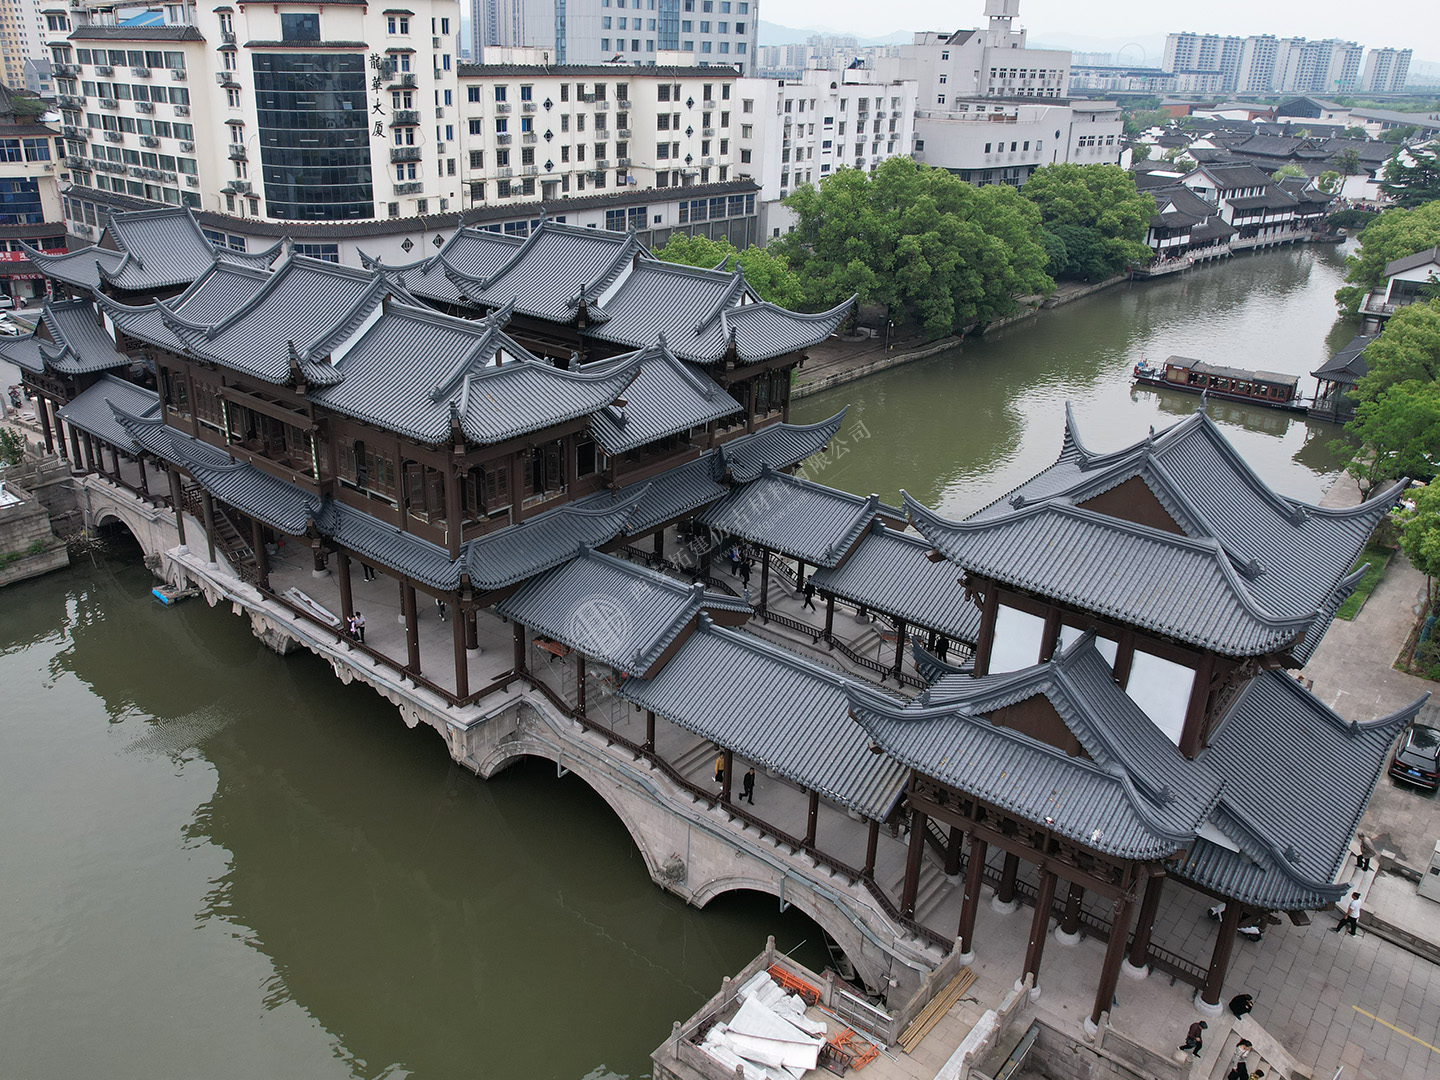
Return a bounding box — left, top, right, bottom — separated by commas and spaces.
764, 0, 1435, 67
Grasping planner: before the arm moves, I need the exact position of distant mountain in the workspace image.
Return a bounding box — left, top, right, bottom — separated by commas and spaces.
758, 20, 912, 48
1029, 34, 1168, 67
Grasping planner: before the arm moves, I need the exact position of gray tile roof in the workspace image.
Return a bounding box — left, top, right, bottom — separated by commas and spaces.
36, 298, 130, 374
909, 493, 1317, 657
717, 409, 847, 483
1178, 673, 1426, 909
310, 300, 642, 446
444, 220, 645, 324
961, 407, 1401, 662
151, 255, 396, 387
364, 228, 525, 305
588, 343, 741, 455
114, 405, 320, 535
617, 618, 910, 820
312, 501, 459, 590
1311, 333, 1372, 386
700, 466, 895, 567
495, 549, 749, 675
584, 256, 855, 363
810, 522, 983, 643
464, 496, 643, 591
69, 24, 204, 39
1383, 246, 1440, 279
55, 375, 159, 449
23, 208, 280, 294
849, 639, 1214, 861
0, 333, 44, 374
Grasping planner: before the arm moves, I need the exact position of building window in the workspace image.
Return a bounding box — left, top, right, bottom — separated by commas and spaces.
280, 12, 320, 42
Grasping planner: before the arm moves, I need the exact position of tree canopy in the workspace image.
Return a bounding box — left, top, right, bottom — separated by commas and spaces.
1272, 164, 1306, 182
776, 159, 1053, 338
1378, 146, 1440, 210
1335, 201, 1440, 314
1341, 301, 1440, 491
1020, 163, 1155, 279
1401, 481, 1440, 600
1331, 147, 1363, 177
650, 232, 804, 309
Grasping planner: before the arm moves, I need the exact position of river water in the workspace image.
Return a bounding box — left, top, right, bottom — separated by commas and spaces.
0, 243, 1359, 1080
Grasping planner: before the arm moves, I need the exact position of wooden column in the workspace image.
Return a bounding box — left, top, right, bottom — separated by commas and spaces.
67, 422, 82, 467
312, 543, 327, 575
823, 593, 835, 644
894, 617, 907, 676
465, 611, 478, 651
863, 819, 880, 879
512, 620, 527, 674
1039, 608, 1062, 662
53, 407, 68, 461
199, 489, 217, 565
804, 789, 819, 846
1091, 892, 1137, 1028
37, 397, 53, 454
402, 581, 420, 674
575, 654, 587, 715
452, 604, 469, 698
744, 377, 755, 433
1199, 901, 1243, 1008
251, 518, 270, 591
972, 582, 1001, 677
1060, 880, 1085, 937
136, 453, 149, 496
997, 852, 1020, 905
795, 559, 806, 591
653, 528, 664, 559
81, 432, 96, 473
167, 467, 187, 548
759, 548, 770, 614
958, 835, 988, 956
1127, 874, 1166, 970
1023, 868, 1058, 989
444, 464, 461, 559
900, 808, 928, 918
644, 709, 655, 752
336, 551, 353, 620
720, 748, 733, 804
944, 825, 964, 876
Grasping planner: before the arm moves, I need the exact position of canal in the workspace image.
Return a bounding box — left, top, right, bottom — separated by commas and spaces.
0, 243, 1360, 1079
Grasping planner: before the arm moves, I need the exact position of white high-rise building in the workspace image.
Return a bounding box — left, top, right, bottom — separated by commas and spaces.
48, 0, 464, 226
472, 0, 755, 73
1361, 48, 1411, 93
1162, 32, 1244, 91
1, 0, 48, 89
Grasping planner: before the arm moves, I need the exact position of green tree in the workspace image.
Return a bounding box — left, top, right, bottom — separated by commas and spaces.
1020, 162, 1156, 277
0, 428, 24, 466
1272, 164, 1307, 182
1130, 142, 1152, 163
1402, 482, 1440, 604
1335, 201, 1440, 314
1380, 124, 1419, 144
7, 92, 46, 118
1378, 146, 1440, 209
776, 158, 1052, 338
1343, 126, 1369, 140
651, 233, 805, 310
1340, 302, 1440, 494
1317, 170, 1342, 194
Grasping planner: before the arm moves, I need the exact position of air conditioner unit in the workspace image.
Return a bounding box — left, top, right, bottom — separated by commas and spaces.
170, 68, 187, 80
175, 106, 190, 116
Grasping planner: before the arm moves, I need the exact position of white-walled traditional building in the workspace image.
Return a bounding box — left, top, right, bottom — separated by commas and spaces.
735, 68, 916, 239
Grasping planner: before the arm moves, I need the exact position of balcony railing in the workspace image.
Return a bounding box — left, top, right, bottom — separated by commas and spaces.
391, 109, 419, 125
390, 146, 421, 162
496, 132, 511, 144
394, 181, 423, 195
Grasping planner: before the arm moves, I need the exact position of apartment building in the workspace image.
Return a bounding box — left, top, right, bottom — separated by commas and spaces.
47, 0, 465, 233
735, 68, 917, 238
471, 0, 755, 72
913, 99, 1122, 187
0, 0, 45, 90
1165, 31, 1367, 95
457, 56, 741, 209
0, 81, 65, 300
1361, 48, 1412, 93
1161, 33, 1245, 91
873, 1, 1071, 108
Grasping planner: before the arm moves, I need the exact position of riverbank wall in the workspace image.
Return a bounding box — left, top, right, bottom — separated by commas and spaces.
0, 475, 70, 586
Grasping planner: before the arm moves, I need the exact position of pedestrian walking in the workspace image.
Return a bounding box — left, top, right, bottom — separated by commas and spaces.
346, 613, 358, 639
1226, 1038, 1253, 1074
802, 579, 817, 612
739, 557, 751, 588
728, 544, 741, 575
1227, 1066, 1263, 1080
435, 598, 447, 622
362, 562, 376, 582
1332, 891, 1362, 935
714, 753, 725, 785
1229, 993, 1254, 1019
1179, 1020, 1206, 1057
742, 767, 755, 804
353, 610, 365, 643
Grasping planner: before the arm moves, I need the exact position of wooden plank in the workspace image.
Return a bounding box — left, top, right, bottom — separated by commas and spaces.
898, 967, 977, 1054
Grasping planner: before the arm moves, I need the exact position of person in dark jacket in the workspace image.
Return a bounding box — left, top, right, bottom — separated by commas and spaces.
1180, 1020, 1207, 1057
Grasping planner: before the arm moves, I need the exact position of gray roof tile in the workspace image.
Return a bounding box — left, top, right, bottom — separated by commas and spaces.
463, 496, 642, 591
37, 298, 130, 374
496, 549, 749, 675
55, 374, 159, 448
618, 618, 910, 819
810, 522, 983, 643
700, 467, 893, 567
588, 343, 741, 455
